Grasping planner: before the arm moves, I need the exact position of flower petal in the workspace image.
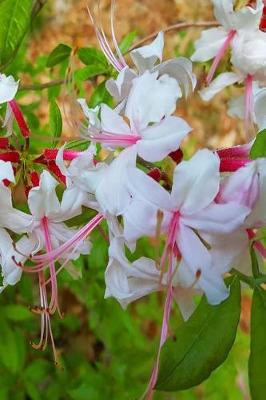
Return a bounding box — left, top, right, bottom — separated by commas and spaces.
105, 66, 136, 102
100, 103, 131, 134
138, 116, 192, 162
171, 149, 220, 215
0, 74, 19, 104
200, 72, 241, 101
130, 32, 164, 73
191, 28, 228, 62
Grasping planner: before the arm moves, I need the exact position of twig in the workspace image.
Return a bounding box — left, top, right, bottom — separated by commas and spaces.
32, 0, 48, 18
128, 21, 220, 52
19, 79, 65, 91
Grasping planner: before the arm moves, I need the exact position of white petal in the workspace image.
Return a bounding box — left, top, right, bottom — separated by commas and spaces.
138, 116, 192, 162
105, 66, 136, 102
254, 88, 266, 131
200, 72, 241, 101
212, 0, 234, 29
125, 71, 180, 131
191, 28, 228, 62
77, 98, 100, 128
130, 32, 164, 73
228, 94, 245, 120
100, 104, 131, 134
28, 170, 61, 219
171, 149, 220, 215
0, 160, 14, 183
233, 0, 263, 31
0, 74, 19, 104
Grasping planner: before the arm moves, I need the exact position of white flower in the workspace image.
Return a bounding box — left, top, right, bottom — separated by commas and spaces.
0, 74, 19, 104
86, 71, 192, 163
123, 149, 251, 304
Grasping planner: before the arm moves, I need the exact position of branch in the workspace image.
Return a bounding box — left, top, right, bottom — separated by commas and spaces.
128, 21, 220, 52
19, 79, 65, 91
32, 0, 48, 18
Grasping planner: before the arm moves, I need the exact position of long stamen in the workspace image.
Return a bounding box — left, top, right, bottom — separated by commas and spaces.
206, 30, 236, 85
33, 213, 104, 266
90, 131, 141, 147
110, 0, 127, 68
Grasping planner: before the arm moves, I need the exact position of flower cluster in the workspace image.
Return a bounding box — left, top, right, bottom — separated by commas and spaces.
0, 0, 266, 397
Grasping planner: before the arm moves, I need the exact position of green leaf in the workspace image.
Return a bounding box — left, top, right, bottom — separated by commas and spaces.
0, 0, 33, 69
46, 43, 72, 68
77, 47, 107, 67
89, 81, 113, 108
119, 31, 137, 54
49, 100, 62, 145
155, 277, 241, 392
249, 287, 266, 400
75, 65, 108, 81
0, 320, 26, 374
4, 304, 33, 321
250, 129, 266, 159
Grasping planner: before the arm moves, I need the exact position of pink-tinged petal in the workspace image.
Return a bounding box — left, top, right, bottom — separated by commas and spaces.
183, 202, 250, 234
125, 71, 180, 131
218, 162, 259, 209
106, 66, 136, 102
191, 28, 228, 62
0, 74, 19, 104
28, 171, 61, 219
177, 224, 229, 304
200, 72, 241, 101
138, 116, 192, 162
172, 149, 220, 215
155, 57, 196, 97
130, 32, 164, 73
100, 103, 131, 134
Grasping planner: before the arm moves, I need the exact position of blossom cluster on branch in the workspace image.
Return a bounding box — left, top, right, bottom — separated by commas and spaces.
0, 0, 266, 397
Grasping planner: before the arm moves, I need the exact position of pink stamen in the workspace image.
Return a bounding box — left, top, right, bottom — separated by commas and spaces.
145, 212, 180, 399
220, 158, 251, 172
206, 30, 236, 85
244, 74, 254, 138
110, 0, 127, 68
32, 213, 104, 267
9, 100, 30, 139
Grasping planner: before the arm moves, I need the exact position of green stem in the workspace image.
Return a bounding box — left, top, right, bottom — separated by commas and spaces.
19, 79, 65, 91
231, 269, 254, 287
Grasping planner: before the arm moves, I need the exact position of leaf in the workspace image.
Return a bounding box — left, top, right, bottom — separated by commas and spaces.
4, 304, 33, 321
49, 100, 62, 145
249, 287, 266, 400
119, 31, 137, 54
77, 47, 107, 67
89, 81, 113, 108
155, 277, 241, 392
75, 65, 108, 81
250, 129, 266, 159
0, 319, 26, 374
0, 0, 33, 69
46, 43, 72, 68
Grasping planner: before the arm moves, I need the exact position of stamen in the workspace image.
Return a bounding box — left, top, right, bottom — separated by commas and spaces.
110, 0, 127, 68
90, 131, 140, 147
206, 30, 236, 85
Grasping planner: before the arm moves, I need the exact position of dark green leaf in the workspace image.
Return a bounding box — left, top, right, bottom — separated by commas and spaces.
77, 47, 107, 66
0, 319, 26, 374
250, 129, 266, 159
155, 277, 241, 392
89, 81, 113, 108
46, 43, 72, 68
49, 100, 62, 145
0, 0, 33, 69
119, 31, 137, 54
249, 287, 266, 400
75, 65, 108, 81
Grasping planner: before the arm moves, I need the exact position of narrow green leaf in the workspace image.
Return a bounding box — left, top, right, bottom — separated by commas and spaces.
249, 287, 266, 400
49, 100, 62, 144
4, 304, 33, 321
46, 43, 72, 68
89, 81, 113, 108
0, 0, 33, 69
77, 47, 107, 67
0, 320, 26, 374
250, 129, 266, 159
75, 65, 108, 81
155, 277, 241, 392
119, 31, 137, 54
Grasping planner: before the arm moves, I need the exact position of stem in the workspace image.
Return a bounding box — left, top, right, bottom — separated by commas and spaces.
128, 21, 220, 52
231, 269, 254, 287
19, 79, 65, 92
32, 0, 48, 18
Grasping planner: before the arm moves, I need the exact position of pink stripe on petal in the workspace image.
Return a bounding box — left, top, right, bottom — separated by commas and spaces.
244, 74, 254, 139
